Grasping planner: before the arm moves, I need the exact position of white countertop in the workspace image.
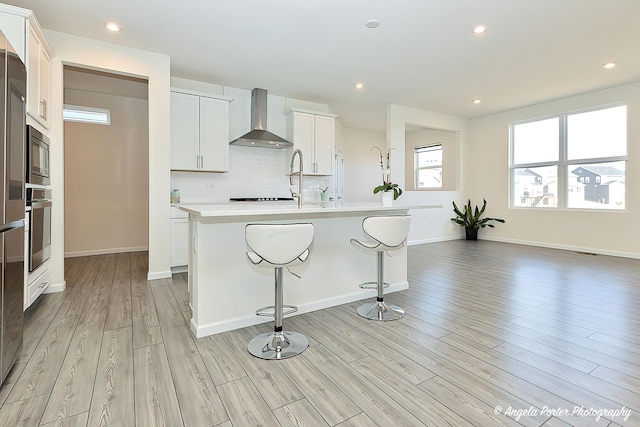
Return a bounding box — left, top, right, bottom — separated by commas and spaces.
179, 201, 442, 219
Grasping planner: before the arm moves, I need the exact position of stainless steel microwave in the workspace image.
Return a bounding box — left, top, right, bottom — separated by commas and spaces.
27, 125, 50, 185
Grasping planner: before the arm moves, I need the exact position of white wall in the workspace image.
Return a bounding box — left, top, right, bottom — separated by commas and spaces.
64, 88, 149, 257
467, 82, 640, 258
387, 104, 468, 244
342, 128, 386, 203
45, 29, 171, 284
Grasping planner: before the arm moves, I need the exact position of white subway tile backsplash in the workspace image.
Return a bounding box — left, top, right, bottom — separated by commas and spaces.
171, 146, 328, 204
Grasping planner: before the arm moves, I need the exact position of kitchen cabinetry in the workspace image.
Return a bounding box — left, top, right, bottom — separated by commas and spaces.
170, 89, 232, 172
27, 23, 51, 129
0, 5, 53, 130
170, 206, 188, 268
284, 108, 337, 176
26, 267, 50, 310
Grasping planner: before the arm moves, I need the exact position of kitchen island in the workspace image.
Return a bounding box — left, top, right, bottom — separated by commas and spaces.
180, 201, 440, 338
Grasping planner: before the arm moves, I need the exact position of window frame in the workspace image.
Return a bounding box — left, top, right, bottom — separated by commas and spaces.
414, 143, 443, 189
509, 103, 627, 211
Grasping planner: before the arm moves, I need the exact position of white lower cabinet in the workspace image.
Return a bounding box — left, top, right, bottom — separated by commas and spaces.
27, 268, 50, 309
170, 207, 189, 268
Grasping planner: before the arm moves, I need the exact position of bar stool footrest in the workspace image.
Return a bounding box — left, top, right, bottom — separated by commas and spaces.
359, 281, 390, 290
255, 305, 298, 317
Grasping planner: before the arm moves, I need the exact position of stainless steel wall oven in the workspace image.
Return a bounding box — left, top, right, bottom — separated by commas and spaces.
27, 188, 51, 272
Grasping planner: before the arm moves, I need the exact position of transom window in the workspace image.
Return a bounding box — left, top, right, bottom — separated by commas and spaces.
510, 104, 626, 210
63, 104, 111, 125
415, 144, 442, 189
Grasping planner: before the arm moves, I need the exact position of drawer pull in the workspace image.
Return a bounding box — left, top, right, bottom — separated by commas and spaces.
38, 281, 48, 289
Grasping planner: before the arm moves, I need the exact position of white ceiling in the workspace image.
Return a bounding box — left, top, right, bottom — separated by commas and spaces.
7, 0, 640, 132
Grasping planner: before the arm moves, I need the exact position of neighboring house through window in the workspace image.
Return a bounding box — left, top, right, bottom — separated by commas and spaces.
510, 104, 626, 210
414, 144, 442, 188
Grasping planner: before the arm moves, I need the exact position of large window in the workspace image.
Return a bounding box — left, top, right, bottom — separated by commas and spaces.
510, 104, 626, 210
415, 144, 442, 188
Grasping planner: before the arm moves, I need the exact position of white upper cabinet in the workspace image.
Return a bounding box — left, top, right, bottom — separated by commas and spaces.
199, 96, 230, 171
27, 23, 51, 128
0, 5, 53, 130
284, 108, 337, 176
170, 89, 231, 172
171, 92, 199, 170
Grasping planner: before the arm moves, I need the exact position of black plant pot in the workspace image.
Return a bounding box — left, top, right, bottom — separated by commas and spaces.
465, 228, 478, 241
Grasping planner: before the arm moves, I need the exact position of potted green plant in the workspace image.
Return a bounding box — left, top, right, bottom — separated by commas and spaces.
374, 182, 403, 200
451, 199, 505, 240
371, 146, 403, 206
320, 187, 329, 202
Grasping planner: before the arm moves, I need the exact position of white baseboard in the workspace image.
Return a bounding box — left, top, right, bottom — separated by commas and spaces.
408, 235, 461, 246
190, 281, 409, 338
43, 281, 66, 294
481, 236, 640, 260
64, 246, 148, 258
148, 270, 172, 280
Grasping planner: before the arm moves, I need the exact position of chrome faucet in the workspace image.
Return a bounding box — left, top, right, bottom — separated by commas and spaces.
289, 149, 304, 208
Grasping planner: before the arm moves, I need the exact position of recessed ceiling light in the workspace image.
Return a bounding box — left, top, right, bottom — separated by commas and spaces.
473, 99, 482, 104
602, 62, 617, 69
472, 24, 488, 34
365, 19, 380, 29
105, 22, 122, 32
355, 83, 364, 89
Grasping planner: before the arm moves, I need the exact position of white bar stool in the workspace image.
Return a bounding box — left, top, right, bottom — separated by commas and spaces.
350, 215, 411, 321
245, 223, 314, 360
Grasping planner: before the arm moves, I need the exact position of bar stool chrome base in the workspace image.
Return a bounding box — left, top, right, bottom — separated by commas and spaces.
356, 300, 405, 321
247, 330, 309, 360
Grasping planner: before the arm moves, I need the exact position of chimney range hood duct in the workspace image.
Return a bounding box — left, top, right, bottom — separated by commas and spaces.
229, 88, 292, 149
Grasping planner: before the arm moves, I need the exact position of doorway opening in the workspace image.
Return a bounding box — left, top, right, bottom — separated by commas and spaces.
63, 66, 149, 257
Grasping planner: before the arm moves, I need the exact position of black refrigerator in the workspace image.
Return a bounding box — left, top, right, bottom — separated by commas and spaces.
0, 30, 26, 385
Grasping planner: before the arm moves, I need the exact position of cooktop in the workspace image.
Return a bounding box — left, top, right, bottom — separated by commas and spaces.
230, 197, 295, 202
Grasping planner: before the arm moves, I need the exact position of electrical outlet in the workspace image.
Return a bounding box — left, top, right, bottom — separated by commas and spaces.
206, 183, 215, 189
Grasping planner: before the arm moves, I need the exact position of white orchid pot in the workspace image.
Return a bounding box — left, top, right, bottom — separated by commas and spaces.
381, 191, 393, 207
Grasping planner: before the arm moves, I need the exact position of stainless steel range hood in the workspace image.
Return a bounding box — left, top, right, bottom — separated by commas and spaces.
229, 88, 292, 148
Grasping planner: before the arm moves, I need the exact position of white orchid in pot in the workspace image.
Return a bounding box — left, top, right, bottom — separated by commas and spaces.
371, 146, 403, 206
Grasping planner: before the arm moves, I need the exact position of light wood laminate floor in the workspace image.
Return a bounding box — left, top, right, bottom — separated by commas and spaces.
0, 241, 639, 426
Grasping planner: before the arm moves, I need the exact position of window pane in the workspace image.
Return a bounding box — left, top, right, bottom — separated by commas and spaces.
513, 118, 559, 164
416, 146, 442, 167
512, 166, 558, 207
567, 106, 626, 160
417, 168, 442, 188
567, 161, 625, 209
63, 104, 111, 125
